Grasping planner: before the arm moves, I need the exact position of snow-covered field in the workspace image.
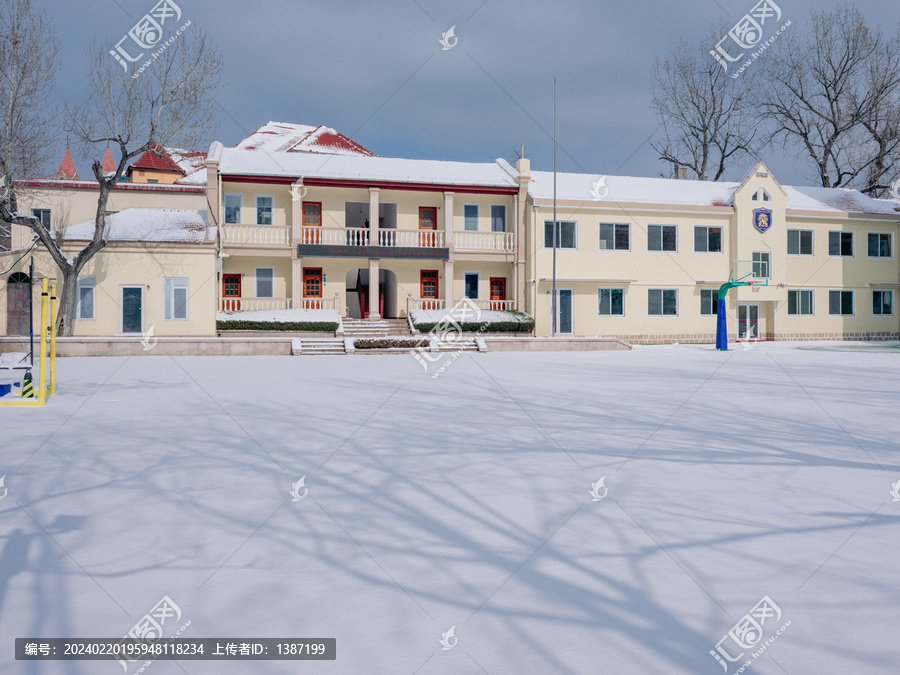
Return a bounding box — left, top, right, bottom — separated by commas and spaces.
1, 343, 898, 674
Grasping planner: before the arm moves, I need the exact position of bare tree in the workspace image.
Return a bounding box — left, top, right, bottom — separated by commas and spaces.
650, 26, 760, 181
1, 12, 222, 336
759, 3, 900, 192
0, 0, 59, 250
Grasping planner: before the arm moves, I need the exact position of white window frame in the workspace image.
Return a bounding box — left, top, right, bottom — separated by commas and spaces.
164, 277, 189, 320
787, 229, 814, 256
75, 277, 96, 320
700, 288, 718, 316
867, 232, 893, 259
752, 251, 771, 279
543, 220, 578, 250
648, 288, 678, 316
694, 226, 723, 254
255, 267, 275, 298
224, 194, 243, 224
490, 204, 507, 232
828, 289, 855, 316
873, 289, 894, 316
598, 287, 625, 316
828, 231, 854, 258
255, 194, 274, 225
787, 289, 814, 316
648, 224, 677, 252
752, 188, 772, 202
463, 204, 479, 232
463, 271, 480, 299
599, 223, 630, 251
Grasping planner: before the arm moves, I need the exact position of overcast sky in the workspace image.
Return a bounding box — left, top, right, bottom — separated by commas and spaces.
49, 0, 900, 187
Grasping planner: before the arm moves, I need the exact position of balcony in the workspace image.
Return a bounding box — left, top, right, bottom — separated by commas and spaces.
220, 297, 338, 312
454, 230, 515, 252
222, 224, 291, 247
407, 298, 514, 312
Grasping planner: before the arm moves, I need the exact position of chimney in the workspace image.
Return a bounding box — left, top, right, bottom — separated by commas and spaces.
674, 164, 687, 180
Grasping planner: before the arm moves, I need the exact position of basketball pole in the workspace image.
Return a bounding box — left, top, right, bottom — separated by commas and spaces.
1, 276, 48, 406
49, 283, 57, 395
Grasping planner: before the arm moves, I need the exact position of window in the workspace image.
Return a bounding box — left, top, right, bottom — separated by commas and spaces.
303, 202, 322, 227
464, 272, 479, 299
648, 289, 677, 316
490, 278, 506, 302
694, 226, 722, 253
146, 179, 158, 184
464, 204, 479, 231
829, 290, 854, 315
225, 195, 244, 223
419, 206, 437, 230
828, 231, 853, 257
700, 289, 718, 316
31, 209, 51, 229
868, 233, 892, 258
256, 195, 273, 225
873, 290, 894, 316
421, 270, 438, 299
598, 288, 624, 316
303, 268, 322, 298
599, 223, 630, 251
490, 205, 506, 232
255, 267, 274, 298
788, 290, 814, 316
648, 224, 676, 252
752, 251, 770, 279
787, 229, 813, 255
544, 220, 577, 249
75, 277, 95, 320
164, 278, 188, 320
752, 188, 772, 202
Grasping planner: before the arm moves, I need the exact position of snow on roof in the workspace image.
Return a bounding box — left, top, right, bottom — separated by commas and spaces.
220, 150, 519, 188
168, 148, 208, 182
530, 171, 739, 207
65, 208, 212, 243
530, 170, 900, 215
235, 122, 375, 157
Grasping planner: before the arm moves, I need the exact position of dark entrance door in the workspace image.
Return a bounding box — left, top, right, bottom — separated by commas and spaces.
122, 286, 143, 334
6, 272, 30, 336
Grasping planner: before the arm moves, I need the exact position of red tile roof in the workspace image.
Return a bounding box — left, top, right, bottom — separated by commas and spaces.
129, 144, 184, 174
101, 146, 117, 175
55, 148, 79, 180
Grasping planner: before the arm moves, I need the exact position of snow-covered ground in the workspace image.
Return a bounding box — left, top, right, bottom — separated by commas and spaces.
1, 343, 898, 674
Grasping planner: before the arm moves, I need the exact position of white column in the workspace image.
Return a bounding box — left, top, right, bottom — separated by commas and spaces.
368, 258, 381, 320
369, 187, 380, 246
443, 191, 454, 251
290, 179, 304, 242
443, 260, 454, 308
292, 259, 303, 309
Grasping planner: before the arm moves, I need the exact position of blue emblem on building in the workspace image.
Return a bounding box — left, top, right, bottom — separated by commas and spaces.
753, 208, 772, 233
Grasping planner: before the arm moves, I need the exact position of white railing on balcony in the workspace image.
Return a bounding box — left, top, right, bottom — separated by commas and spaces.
299, 227, 370, 246
378, 229, 444, 248
295, 297, 336, 310
220, 298, 292, 312
454, 230, 516, 251
465, 299, 515, 311
408, 297, 446, 312
222, 224, 291, 246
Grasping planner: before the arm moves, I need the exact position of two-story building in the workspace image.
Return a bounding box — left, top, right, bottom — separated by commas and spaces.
209, 122, 528, 320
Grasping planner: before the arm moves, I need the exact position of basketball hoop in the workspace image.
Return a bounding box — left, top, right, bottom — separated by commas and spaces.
751, 284, 760, 293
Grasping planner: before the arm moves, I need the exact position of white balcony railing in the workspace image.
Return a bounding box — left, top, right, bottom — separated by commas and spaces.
299, 227, 370, 246
220, 298, 292, 312
454, 230, 515, 251
295, 297, 336, 310
378, 229, 444, 248
408, 298, 446, 312
463, 299, 515, 311
222, 224, 291, 246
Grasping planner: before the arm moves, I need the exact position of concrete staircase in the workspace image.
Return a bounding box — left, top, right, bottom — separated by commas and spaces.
341, 318, 412, 339
291, 338, 346, 355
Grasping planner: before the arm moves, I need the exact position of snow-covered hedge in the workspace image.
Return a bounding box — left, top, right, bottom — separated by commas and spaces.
411, 309, 534, 334
217, 320, 338, 332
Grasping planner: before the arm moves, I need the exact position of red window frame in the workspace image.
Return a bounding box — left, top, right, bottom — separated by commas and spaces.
418, 207, 437, 230
304, 268, 323, 298
489, 277, 506, 301
222, 274, 241, 311
420, 270, 438, 299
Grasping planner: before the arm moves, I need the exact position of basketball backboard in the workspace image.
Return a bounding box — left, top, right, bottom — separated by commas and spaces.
730, 259, 770, 287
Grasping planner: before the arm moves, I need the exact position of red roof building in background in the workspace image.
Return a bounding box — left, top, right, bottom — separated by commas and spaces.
101, 146, 117, 175
235, 122, 375, 157
54, 148, 79, 180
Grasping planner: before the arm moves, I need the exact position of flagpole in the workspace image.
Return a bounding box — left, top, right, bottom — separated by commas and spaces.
551, 76, 557, 337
